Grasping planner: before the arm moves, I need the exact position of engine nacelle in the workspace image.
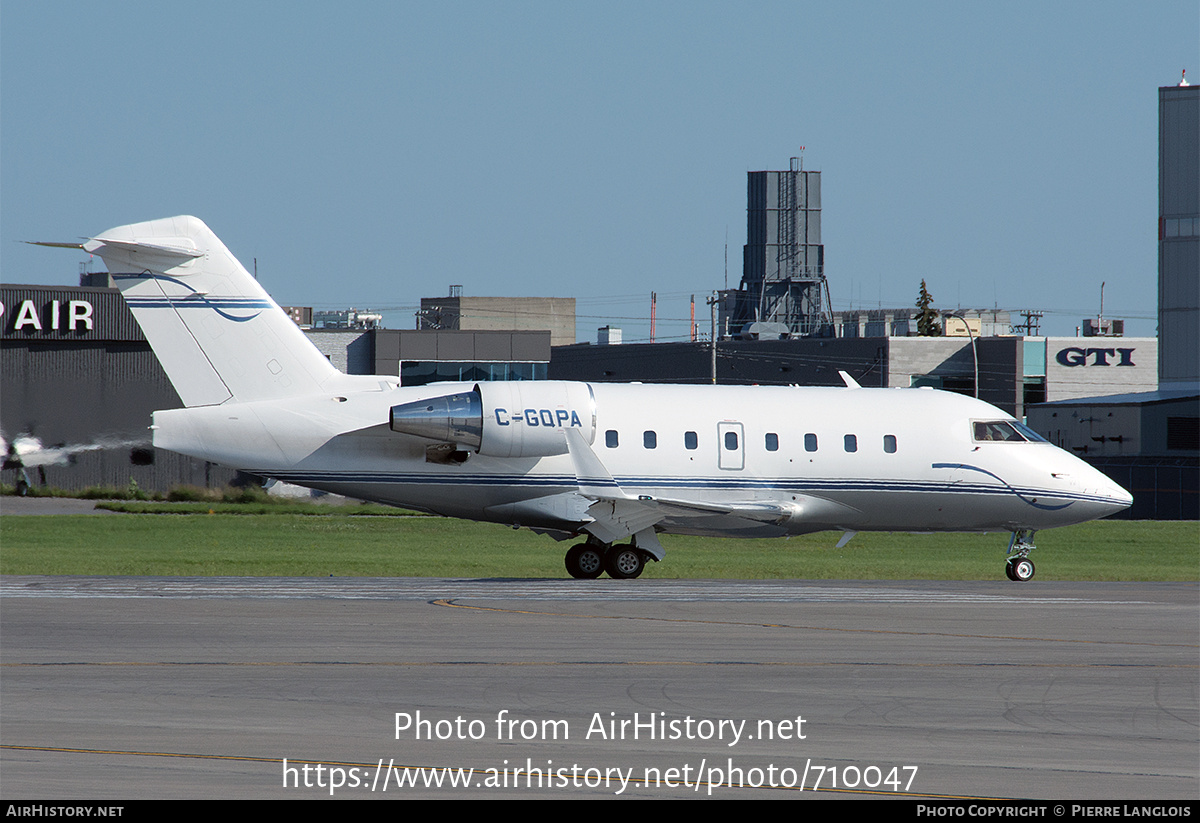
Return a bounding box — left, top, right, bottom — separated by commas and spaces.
476, 381, 595, 458
389, 382, 596, 459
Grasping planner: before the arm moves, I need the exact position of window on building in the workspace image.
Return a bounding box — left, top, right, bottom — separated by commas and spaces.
1023, 377, 1047, 407
1167, 417, 1198, 450
399, 361, 547, 387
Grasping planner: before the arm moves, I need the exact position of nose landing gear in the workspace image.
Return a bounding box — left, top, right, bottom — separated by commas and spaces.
1005, 530, 1037, 581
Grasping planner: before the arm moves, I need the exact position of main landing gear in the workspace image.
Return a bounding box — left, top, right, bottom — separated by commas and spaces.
564, 541, 651, 580
1004, 529, 1037, 582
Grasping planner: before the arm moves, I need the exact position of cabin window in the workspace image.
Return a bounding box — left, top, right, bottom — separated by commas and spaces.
804, 433, 818, 452
883, 434, 897, 453
643, 430, 657, 449
724, 431, 739, 450
765, 433, 779, 451
684, 431, 698, 450
844, 434, 857, 453
605, 430, 619, 448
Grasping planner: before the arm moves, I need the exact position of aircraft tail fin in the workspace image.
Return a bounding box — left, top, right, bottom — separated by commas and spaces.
85, 216, 339, 407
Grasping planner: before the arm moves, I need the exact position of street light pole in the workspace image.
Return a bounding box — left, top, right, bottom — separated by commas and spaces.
948, 312, 979, 399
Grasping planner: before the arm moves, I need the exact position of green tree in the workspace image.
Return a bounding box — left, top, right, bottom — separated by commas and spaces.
915, 280, 942, 336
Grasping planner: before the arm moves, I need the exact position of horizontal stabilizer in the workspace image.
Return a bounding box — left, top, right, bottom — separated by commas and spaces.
26, 241, 86, 250
84, 236, 205, 260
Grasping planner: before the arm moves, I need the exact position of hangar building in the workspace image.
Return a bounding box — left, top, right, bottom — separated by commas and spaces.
1, 283, 552, 493
1, 284, 236, 492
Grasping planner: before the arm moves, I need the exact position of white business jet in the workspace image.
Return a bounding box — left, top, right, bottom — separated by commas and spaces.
47, 216, 1133, 581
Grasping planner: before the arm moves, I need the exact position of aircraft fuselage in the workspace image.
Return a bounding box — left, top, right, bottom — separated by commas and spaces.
152, 379, 1131, 540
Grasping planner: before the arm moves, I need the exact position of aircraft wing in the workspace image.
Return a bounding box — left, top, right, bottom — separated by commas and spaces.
563, 429, 857, 550
618, 495, 800, 523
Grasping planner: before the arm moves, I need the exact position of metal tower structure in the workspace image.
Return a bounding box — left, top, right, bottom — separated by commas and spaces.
728, 157, 834, 337
1158, 77, 1199, 389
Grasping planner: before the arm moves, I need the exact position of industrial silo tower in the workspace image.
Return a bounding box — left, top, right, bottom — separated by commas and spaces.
728, 157, 834, 337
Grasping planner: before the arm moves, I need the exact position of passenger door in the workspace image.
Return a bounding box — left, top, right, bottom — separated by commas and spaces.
717, 422, 744, 470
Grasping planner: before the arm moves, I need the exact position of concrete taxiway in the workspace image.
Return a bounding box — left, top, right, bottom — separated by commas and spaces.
1, 576, 1196, 799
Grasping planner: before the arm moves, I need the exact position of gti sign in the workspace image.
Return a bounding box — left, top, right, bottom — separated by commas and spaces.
0, 299, 94, 333
1055, 347, 1136, 367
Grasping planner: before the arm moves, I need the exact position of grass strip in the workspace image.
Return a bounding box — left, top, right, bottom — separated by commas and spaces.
1, 514, 1195, 580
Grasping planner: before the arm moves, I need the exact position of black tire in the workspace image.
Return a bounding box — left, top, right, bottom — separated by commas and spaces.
1009, 557, 1035, 582
604, 546, 644, 579
565, 544, 604, 579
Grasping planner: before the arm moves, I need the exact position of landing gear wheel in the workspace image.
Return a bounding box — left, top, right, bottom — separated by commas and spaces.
604, 545, 645, 579
1007, 557, 1035, 582
565, 544, 604, 579
1005, 529, 1038, 582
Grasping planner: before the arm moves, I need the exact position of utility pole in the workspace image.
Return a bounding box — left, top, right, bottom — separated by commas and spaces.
650, 292, 656, 343
709, 291, 718, 384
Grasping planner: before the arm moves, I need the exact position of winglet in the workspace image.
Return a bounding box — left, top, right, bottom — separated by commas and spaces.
563, 427, 623, 498
838, 371, 862, 389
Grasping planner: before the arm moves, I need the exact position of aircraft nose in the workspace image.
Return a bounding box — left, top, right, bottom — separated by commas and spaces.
1105, 479, 1134, 510
1089, 471, 1134, 516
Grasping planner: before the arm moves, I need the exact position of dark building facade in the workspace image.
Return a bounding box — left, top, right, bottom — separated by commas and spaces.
551, 336, 1025, 416
1, 284, 235, 492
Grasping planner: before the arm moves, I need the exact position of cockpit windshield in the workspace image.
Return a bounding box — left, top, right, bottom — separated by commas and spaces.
972, 420, 1048, 443
1010, 421, 1048, 442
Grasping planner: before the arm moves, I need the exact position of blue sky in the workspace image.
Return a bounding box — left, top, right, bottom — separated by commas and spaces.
2, 1, 1196, 342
